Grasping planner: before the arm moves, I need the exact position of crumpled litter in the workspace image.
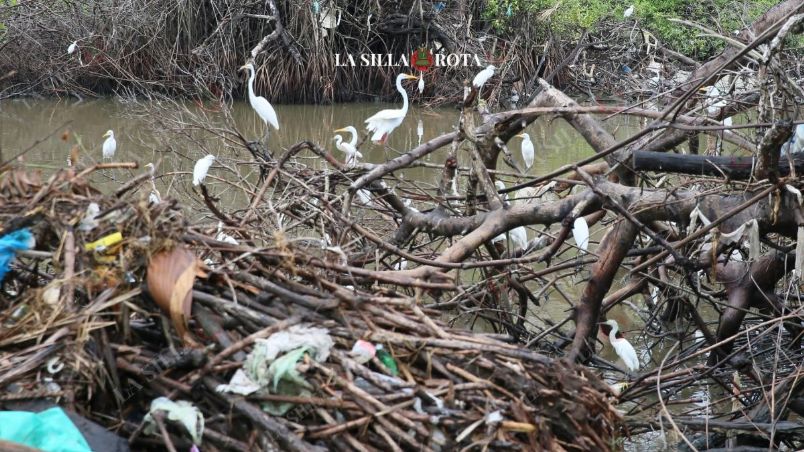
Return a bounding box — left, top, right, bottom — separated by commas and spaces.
216, 325, 333, 397
719, 219, 759, 261
144, 397, 204, 445
78, 203, 100, 232
0, 407, 91, 452
0, 228, 35, 284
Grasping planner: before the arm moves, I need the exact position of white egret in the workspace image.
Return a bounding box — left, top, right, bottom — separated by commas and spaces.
572, 217, 590, 251
515, 132, 535, 170
491, 180, 528, 252
215, 222, 239, 245
417, 72, 425, 93
102, 130, 116, 160
417, 119, 424, 145
192, 155, 216, 186
364, 73, 418, 143
333, 126, 363, 167
240, 62, 279, 132
67, 40, 78, 54
472, 64, 496, 89
623, 5, 635, 17
356, 189, 373, 206
602, 319, 640, 372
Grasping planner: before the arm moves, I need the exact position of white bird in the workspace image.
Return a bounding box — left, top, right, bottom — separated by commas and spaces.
416, 119, 424, 146
723, 116, 733, 127
240, 62, 279, 131
515, 132, 535, 170
572, 217, 590, 251
602, 319, 640, 372
623, 5, 635, 18
418, 73, 425, 93
333, 126, 363, 167
67, 41, 78, 54
215, 221, 239, 245
365, 73, 418, 143
101, 130, 116, 160
472, 64, 496, 89
394, 258, 407, 270
193, 155, 216, 186
491, 180, 528, 252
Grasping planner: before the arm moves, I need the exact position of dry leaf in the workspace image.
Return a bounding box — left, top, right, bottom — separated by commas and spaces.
147, 246, 200, 343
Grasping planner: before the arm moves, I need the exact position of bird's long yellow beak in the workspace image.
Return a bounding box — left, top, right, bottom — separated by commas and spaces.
515, 133, 525, 138
238, 64, 249, 71
404, 74, 419, 80
102, 131, 111, 138
333, 128, 348, 133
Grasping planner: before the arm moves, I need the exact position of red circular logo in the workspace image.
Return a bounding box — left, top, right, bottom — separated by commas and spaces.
411, 47, 434, 72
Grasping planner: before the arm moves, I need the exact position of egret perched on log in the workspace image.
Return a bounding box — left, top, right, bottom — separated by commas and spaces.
602, 319, 639, 372
193, 155, 216, 186
515, 132, 534, 170
102, 130, 116, 160
333, 126, 363, 167
364, 73, 418, 144
240, 62, 279, 136
491, 180, 528, 252
472, 65, 496, 89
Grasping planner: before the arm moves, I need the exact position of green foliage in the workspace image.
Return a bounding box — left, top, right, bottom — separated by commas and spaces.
482, 0, 781, 58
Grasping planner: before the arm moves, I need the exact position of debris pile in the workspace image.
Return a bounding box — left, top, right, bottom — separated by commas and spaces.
0, 165, 622, 451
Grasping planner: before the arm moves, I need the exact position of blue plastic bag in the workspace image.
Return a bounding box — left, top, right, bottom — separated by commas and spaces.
0, 228, 34, 283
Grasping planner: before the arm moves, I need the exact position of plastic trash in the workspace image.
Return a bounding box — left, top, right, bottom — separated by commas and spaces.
0, 407, 91, 452
217, 325, 333, 396
144, 397, 204, 445
0, 228, 35, 283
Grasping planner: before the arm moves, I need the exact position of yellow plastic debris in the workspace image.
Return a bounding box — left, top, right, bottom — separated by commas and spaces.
84, 232, 123, 252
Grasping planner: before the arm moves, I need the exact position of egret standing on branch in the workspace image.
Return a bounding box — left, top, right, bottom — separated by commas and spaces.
193, 155, 216, 186
240, 62, 279, 140
515, 132, 534, 170
333, 126, 363, 167
102, 130, 116, 160
472, 64, 496, 90
623, 4, 635, 18
602, 319, 639, 372
364, 73, 418, 144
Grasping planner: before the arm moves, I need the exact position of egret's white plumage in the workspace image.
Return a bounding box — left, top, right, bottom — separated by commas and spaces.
192, 155, 216, 186
603, 319, 640, 372
418, 74, 425, 93
364, 73, 418, 143
216, 221, 239, 245
623, 5, 635, 17
333, 126, 363, 167
572, 217, 590, 251
67, 41, 78, 54
394, 258, 407, 270
241, 62, 279, 130
472, 65, 496, 89
516, 132, 535, 170
491, 180, 528, 252
356, 189, 373, 206
102, 130, 116, 160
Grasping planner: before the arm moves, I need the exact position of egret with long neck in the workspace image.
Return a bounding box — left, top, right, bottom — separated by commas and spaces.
240, 62, 279, 142
364, 73, 418, 144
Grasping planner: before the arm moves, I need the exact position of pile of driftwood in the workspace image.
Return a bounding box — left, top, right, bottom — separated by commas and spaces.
0, 164, 622, 451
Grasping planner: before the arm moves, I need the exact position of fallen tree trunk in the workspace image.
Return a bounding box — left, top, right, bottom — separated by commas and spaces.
633, 150, 804, 179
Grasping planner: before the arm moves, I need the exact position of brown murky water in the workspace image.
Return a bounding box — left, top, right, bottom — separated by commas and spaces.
0, 98, 712, 449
